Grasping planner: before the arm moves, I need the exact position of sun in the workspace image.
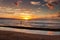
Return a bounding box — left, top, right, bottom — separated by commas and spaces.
20, 13, 32, 20
19, 13, 39, 20
22, 16, 31, 20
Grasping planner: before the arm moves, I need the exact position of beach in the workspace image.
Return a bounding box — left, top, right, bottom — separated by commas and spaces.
0, 30, 60, 40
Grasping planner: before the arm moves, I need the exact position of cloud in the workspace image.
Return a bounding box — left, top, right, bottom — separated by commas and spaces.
30, 1, 41, 5
44, 0, 57, 3
0, 7, 14, 14
14, 0, 22, 7
44, 0, 60, 10
0, 0, 21, 7
46, 3, 54, 10
44, 0, 60, 4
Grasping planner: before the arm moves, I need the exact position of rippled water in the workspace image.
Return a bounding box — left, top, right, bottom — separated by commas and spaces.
0, 19, 60, 29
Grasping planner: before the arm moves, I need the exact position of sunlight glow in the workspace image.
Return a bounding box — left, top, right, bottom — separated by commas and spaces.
20, 13, 32, 20
21, 16, 31, 20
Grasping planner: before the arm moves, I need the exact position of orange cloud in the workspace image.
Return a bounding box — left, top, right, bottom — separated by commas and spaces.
30, 1, 41, 5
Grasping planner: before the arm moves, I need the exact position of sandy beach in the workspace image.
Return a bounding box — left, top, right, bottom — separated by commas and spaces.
0, 30, 60, 40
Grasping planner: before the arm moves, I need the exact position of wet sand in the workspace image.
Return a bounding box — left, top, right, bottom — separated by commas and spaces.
0, 30, 60, 40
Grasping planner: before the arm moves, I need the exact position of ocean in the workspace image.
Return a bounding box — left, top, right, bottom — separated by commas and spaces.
0, 18, 60, 29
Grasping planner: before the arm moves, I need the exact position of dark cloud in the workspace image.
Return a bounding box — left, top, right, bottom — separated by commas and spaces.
46, 3, 54, 10
44, 0, 58, 3
14, 0, 23, 7
43, 0, 60, 10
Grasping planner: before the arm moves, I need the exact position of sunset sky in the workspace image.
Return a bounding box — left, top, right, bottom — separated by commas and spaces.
0, 0, 60, 19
